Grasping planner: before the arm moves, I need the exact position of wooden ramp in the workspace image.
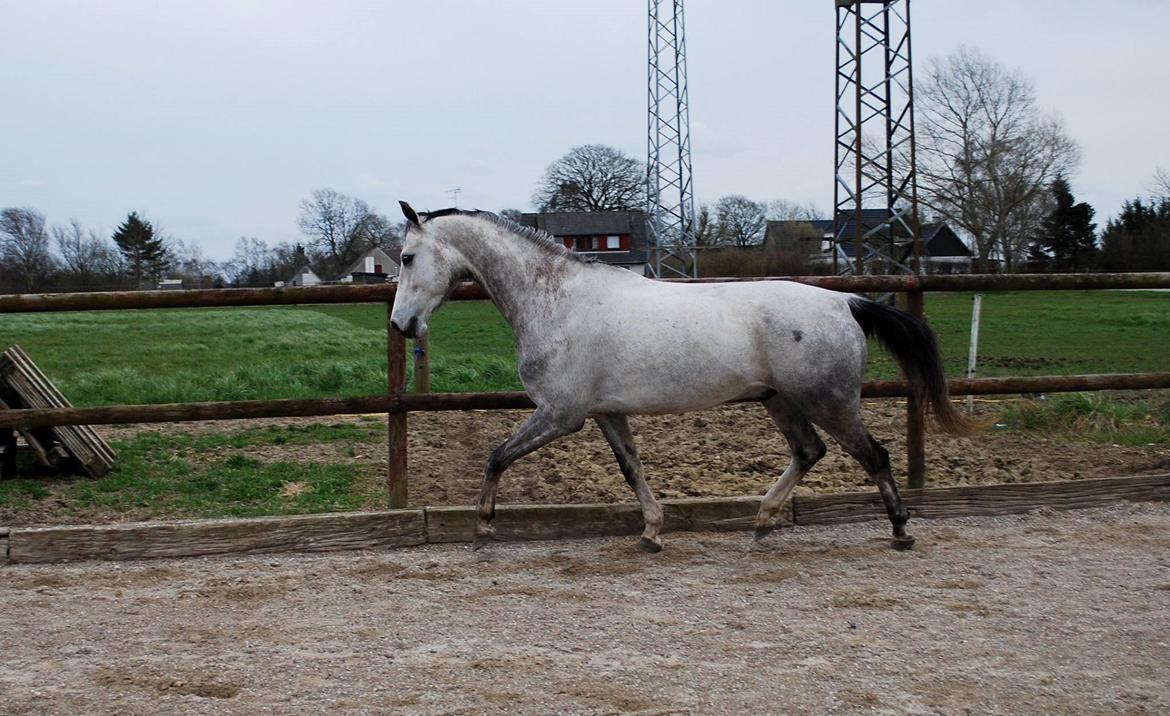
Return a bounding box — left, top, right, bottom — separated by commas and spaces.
0, 345, 116, 478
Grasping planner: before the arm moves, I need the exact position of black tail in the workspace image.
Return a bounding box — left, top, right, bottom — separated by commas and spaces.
848, 296, 975, 435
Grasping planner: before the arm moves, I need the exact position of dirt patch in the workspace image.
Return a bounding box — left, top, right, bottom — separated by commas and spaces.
91, 666, 241, 699
2, 504, 1169, 714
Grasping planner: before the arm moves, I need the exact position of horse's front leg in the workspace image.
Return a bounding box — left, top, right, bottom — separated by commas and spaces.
595, 414, 664, 553
475, 406, 584, 549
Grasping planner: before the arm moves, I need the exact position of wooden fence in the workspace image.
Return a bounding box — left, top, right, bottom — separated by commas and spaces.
4, 473, 1168, 564
2, 272, 1169, 508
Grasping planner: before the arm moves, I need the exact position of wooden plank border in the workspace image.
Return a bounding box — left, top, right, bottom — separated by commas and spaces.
2, 475, 1167, 564
792, 474, 1170, 526
7, 510, 427, 564
425, 496, 773, 544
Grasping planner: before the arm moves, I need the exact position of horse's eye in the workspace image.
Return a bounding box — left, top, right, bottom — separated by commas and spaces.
401, 254, 413, 267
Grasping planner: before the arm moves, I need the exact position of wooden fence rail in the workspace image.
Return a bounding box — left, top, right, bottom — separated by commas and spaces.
1, 373, 1168, 431
2, 272, 1168, 507
3, 272, 1170, 314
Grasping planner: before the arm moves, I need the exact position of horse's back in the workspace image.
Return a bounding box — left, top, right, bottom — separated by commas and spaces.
536, 273, 867, 415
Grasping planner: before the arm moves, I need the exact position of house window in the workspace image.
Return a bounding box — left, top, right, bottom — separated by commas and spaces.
374, 264, 383, 273
606, 235, 620, 250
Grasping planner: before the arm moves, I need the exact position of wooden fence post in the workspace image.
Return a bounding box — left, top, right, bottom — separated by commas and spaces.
906, 289, 927, 489
387, 304, 408, 508
413, 336, 430, 393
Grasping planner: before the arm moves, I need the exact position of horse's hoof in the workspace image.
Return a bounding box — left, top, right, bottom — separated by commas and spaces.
471, 535, 493, 551
890, 535, 916, 551
753, 524, 777, 542
637, 536, 663, 553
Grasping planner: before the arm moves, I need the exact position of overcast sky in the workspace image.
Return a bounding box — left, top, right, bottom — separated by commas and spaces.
3, 1, 1168, 260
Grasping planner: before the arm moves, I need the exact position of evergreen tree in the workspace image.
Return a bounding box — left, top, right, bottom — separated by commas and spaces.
1038, 175, 1097, 272
112, 211, 170, 285
1024, 239, 1050, 271
1100, 197, 1170, 272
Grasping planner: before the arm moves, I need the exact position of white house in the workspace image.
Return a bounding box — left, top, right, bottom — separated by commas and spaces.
288, 265, 322, 287
340, 247, 400, 283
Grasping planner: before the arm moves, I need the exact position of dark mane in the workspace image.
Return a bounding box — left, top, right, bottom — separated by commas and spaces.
420, 208, 595, 264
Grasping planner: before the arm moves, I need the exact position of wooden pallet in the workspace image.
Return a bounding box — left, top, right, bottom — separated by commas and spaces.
0, 345, 116, 477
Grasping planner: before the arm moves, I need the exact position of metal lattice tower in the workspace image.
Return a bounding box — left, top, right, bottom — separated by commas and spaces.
646, 0, 697, 278
832, 0, 922, 276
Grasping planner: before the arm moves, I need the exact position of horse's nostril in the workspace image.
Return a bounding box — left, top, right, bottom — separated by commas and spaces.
391, 317, 418, 338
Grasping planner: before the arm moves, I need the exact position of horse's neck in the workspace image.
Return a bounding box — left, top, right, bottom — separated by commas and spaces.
452, 224, 576, 337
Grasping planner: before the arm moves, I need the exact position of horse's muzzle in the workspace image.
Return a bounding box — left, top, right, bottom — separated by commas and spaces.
391, 316, 419, 339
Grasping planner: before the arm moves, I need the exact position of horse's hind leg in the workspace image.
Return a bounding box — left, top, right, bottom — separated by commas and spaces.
475, 406, 583, 549
595, 414, 664, 553
812, 404, 915, 550
754, 396, 826, 541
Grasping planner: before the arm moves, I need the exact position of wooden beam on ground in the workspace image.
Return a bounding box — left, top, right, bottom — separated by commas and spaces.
6, 510, 427, 564
791, 474, 1170, 526
3, 476, 1167, 564
425, 496, 773, 544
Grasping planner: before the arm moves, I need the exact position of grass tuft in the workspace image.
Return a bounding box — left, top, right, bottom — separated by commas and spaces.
999, 392, 1170, 445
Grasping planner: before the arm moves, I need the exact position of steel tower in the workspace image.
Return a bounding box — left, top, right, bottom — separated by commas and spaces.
646, 0, 697, 278
832, 0, 922, 276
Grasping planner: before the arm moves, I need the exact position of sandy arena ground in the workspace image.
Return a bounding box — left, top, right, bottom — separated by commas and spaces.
2, 502, 1169, 715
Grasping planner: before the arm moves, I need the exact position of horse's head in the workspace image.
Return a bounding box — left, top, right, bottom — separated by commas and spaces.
390, 201, 466, 339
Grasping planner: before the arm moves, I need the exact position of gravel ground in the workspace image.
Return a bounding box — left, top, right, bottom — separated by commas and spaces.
3, 502, 1169, 715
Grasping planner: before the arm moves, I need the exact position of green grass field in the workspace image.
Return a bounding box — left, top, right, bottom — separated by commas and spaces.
1, 290, 1167, 406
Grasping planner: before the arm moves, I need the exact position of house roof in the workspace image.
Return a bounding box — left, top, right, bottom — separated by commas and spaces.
919, 223, 971, 258
290, 265, 318, 281
343, 247, 400, 277
519, 210, 650, 266
766, 214, 972, 260
523, 211, 641, 236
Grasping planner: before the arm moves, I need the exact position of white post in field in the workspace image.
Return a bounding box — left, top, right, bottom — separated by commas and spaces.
966, 294, 983, 415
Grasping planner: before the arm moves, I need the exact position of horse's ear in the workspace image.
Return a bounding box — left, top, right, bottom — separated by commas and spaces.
399, 201, 421, 227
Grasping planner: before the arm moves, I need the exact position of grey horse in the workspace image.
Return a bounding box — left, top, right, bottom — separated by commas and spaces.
389, 202, 972, 552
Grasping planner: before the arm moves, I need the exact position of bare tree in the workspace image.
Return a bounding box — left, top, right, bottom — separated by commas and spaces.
693, 204, 721, 246
52, 219, 123, 290
0, 207, 56, 292
765, 199, 823, 222
272, 241, 310, 280
167, 237, 222, 288
714, 195, 768, 247
1153, 167, 1170, 200
533, 145, 645, 212
297, 189, 398, 277
915, 46, 1079, 272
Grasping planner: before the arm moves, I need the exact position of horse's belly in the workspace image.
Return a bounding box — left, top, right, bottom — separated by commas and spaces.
587, 366, 767, 415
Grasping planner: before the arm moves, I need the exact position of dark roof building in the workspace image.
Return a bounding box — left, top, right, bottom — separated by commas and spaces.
519, 210, 650, 274
765, 211, 972, 273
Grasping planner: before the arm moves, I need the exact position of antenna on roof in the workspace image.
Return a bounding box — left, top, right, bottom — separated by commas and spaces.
448, 186, 462, 206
